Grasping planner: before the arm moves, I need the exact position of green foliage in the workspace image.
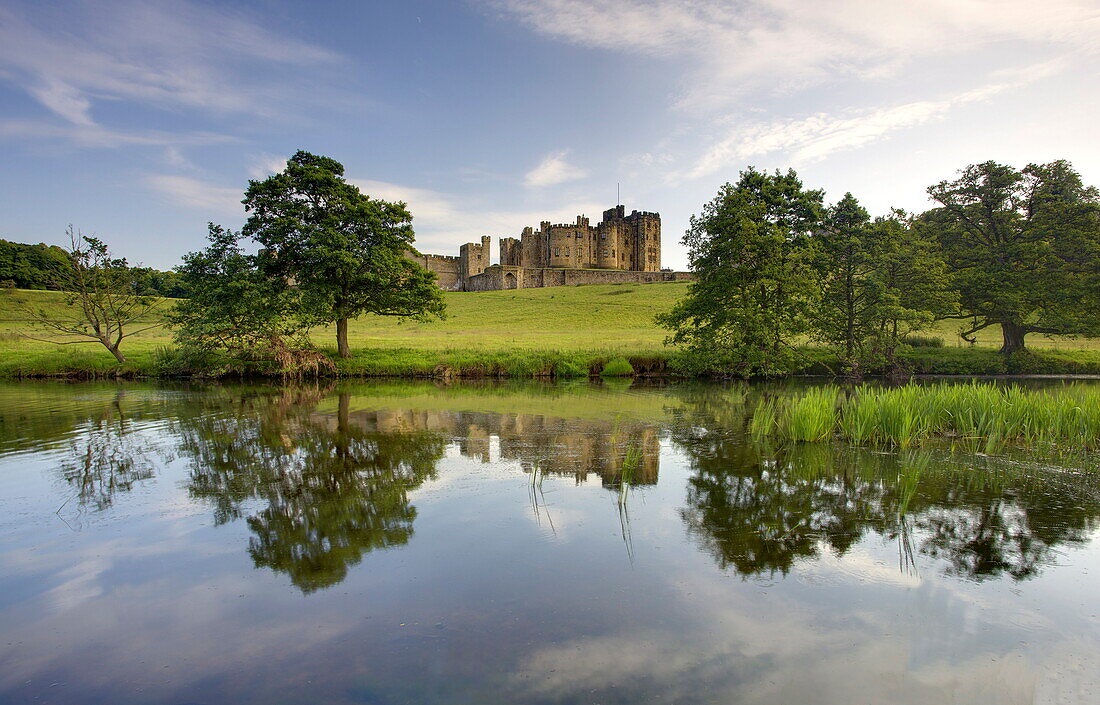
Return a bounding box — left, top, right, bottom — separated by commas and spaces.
767, 189, 952, 375
0, 239, 72, 290
169, 224, 312, 372
553, 359, 588, 378
924, 159, 1100, 353
243, 151, 445, 357
657, 168, 824, 376
810, 193, 876, 363
0, 238, 185, 296
752, 382, 1100, 451
899, 334, 944, 348
600, 357, 635, 377
783, 386, 838, 442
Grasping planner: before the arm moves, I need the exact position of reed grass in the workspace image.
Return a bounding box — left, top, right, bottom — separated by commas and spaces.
751, 381, 1100, 451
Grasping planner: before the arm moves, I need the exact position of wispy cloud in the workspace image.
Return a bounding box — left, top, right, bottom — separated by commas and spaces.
0, 120, 237, 149
146, 175, 242, 216
496, 1, 1099, 111
523, 150, 588, 187
675, 60, 1064, 182
0, 0, 338, 140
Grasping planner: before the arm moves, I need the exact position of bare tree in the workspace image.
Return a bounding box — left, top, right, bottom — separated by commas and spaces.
22, 227, 162, 363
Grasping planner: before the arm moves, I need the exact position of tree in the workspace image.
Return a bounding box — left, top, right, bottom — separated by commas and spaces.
169, 224, 330, 375
22, 227, 161, 363
925, 160, 1100, 353
811, 202, 955, 375
867, 212, 955, 369
242, 151, 445, 358
810, 193, 874, 367
657, 168, 823, 376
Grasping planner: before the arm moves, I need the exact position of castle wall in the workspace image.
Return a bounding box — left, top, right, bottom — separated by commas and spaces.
466, 265, 692, 291
406, 251, 461, 290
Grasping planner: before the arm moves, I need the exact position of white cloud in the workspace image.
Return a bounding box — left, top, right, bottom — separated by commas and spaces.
675, 62, 1060, 182
496, 0, 1100, 112
523, 150, 588, 187
146, 175, 242, 216
0, 0, 338, 137
27, 78, 95, 127
248, 153, 290, 180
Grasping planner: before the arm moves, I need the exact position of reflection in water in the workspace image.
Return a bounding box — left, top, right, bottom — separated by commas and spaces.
178, 388, 446, 593
24, 381, 1100, 589
670, 385, 1100, 582
57, 390, 159, 513
2, 380, 1100, 704
366, 405, 661, 487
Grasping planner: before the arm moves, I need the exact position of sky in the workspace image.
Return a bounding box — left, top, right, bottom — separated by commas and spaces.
1, 0, 1098, 271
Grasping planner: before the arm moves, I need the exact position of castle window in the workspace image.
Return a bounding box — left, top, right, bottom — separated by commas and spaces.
554, 248, 560, 257
565, 248, 570, 257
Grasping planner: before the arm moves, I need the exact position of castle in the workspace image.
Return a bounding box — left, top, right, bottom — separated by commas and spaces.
407, 205, 693, 291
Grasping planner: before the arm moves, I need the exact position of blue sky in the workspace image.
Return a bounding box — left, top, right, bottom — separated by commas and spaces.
1, 0, 1098, 271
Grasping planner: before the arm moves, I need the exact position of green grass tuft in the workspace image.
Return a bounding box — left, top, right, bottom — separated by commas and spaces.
600, 357, 635, 377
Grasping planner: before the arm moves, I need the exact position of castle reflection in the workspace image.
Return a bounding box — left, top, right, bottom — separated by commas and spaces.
345, 405, 661, 487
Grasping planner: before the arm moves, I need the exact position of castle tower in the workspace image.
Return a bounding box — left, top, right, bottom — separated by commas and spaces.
459, 235, 491, 288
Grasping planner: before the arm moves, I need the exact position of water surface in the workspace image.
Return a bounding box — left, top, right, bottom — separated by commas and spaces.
0, 380, 1098, 704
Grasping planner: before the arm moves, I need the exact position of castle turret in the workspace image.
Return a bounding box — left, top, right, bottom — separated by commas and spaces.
459, 236, 491, 289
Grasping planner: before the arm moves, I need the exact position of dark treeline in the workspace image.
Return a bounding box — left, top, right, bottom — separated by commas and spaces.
0, 238, 188, 297
660, 159, 1100, 377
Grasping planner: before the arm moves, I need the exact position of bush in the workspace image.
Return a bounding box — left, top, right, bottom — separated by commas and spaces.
600, 357, 635, 377
900, 334, 944, 348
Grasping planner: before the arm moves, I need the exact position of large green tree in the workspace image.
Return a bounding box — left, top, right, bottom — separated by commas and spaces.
243, 151, 445, 358
924, 159, 1100, 353
865, 212, 956, 368
811, 200, 954, 374
657, 168, 824, 376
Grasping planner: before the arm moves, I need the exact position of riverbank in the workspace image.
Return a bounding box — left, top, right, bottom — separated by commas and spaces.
4, 284, 1100, 379
4, 342, 1100, 380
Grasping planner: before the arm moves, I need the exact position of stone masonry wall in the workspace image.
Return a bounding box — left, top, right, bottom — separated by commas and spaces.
466, 265, 692, 291
406, 251, 461, 290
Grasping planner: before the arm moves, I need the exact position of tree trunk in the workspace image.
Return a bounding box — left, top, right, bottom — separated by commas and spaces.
104, 340, 126, 363
1000, 321, 1027, 355
336, 317, 350, 359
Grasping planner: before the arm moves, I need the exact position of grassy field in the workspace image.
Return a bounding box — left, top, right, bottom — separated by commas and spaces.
2, 282, 1100, 377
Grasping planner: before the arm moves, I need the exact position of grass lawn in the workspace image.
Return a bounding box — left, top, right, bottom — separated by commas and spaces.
2, 282, 1099, 377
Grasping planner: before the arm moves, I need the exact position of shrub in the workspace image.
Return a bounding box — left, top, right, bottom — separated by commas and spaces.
900, 334, 944, 348
600, 357, 635, 377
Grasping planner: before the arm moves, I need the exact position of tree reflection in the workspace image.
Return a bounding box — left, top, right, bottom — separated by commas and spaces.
179, 388, 445, 593
669, 384, 1100, 582
57, 389, 161, 512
